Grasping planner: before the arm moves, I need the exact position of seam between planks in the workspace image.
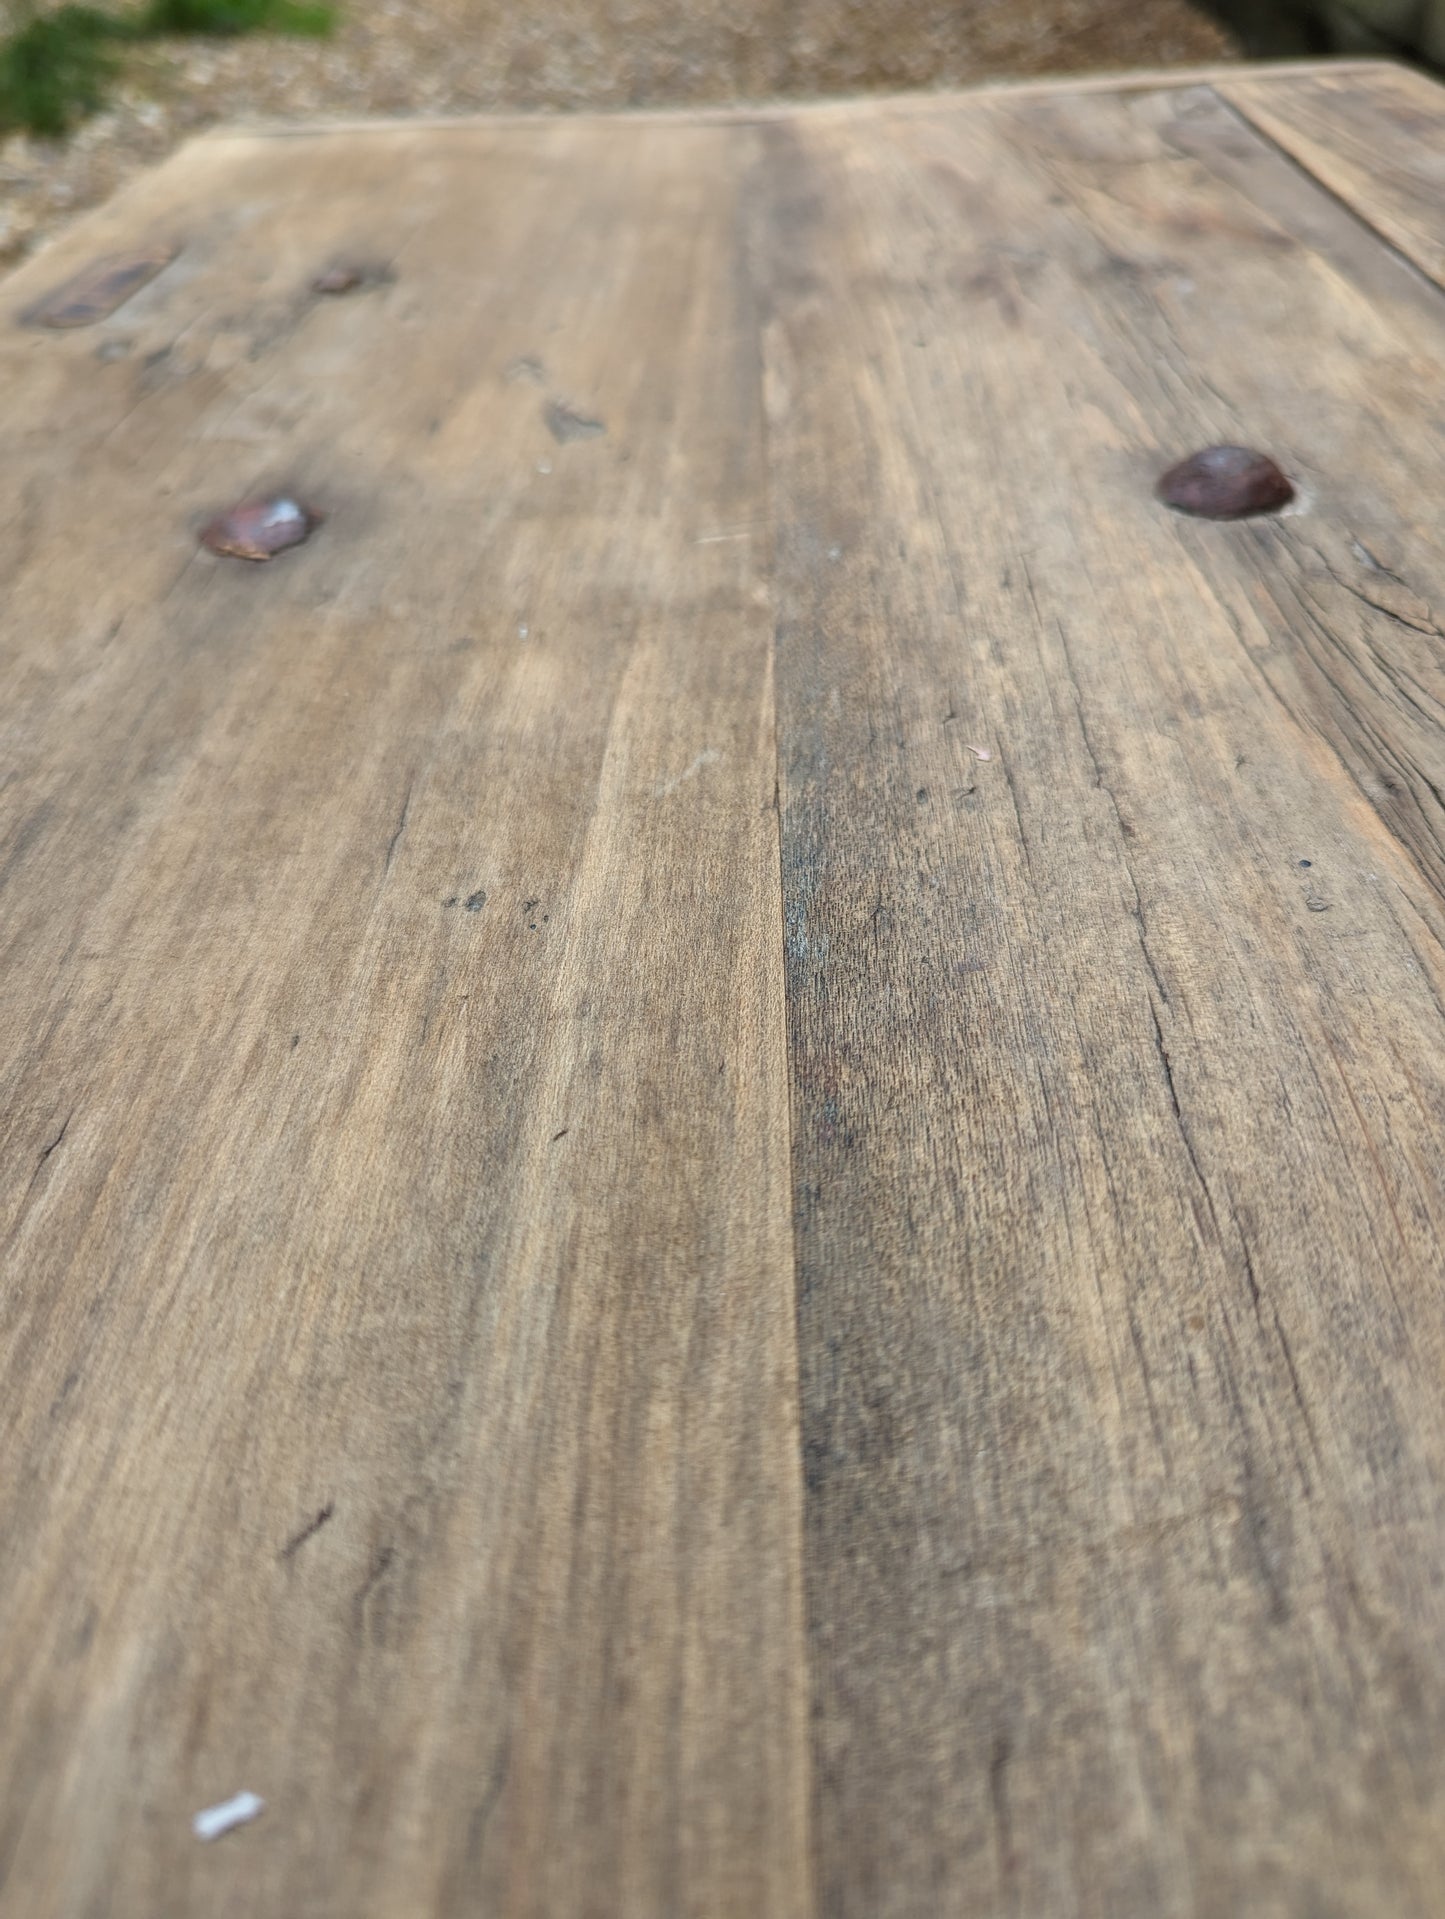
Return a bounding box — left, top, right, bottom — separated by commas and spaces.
744, 116, 822, 1919
771, 672, 820, 1919
1211, 84, 1445, 305
763, 339, 824, 1919
731, 116, 819, 1915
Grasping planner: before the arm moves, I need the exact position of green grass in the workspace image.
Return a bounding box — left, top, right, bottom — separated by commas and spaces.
0, 0, 334, 137
141, 0, 332, 38
0, 7, 130, 136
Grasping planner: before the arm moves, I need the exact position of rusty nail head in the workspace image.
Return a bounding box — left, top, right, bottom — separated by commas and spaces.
313, 261, 394, 296
201, 496, 322, 561
313, 265, 364, 296
1156, 446, 1294, 520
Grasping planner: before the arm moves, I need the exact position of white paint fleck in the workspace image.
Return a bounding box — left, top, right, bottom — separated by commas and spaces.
537, 460, 552, 475
193, 1791, 265, 1842
653, 748, 720, 799
965, 743, 993, 762
517, 625, 529, 639
694, 523, 761, 545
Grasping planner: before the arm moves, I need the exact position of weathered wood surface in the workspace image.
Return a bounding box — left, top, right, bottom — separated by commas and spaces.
1221, 63, 1445, 290
0, 123, 807, 1919
764, 75, 1445, 1919
4, 60, 1445, 1919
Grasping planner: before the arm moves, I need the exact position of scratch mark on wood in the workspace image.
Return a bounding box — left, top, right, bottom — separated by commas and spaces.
384, 774, 415, 874
36, 1113, 71, 1171
279, 1501, 335, 1562
352, 1545, 395, 1632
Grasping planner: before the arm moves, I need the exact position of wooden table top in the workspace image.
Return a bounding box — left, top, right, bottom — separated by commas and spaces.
5, 56, 1445, 1919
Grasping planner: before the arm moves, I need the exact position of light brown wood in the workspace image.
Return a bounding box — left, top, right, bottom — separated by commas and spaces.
1221, 63, 1445, 290
0, 122, 807, 1919
5, 59, 1445, 1919
761, 75, 1445, 1918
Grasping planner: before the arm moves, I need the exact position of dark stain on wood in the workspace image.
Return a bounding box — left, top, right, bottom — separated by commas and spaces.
544, 399, 607, 443
22, 244, 178, 328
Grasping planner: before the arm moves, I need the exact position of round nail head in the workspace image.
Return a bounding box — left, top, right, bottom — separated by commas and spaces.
1156, 446, 1294, 520
201, 496, 322, 561
314, 266, 363, 296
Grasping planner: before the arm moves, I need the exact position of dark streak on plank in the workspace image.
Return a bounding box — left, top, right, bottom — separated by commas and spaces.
278, 1501, 335, 1562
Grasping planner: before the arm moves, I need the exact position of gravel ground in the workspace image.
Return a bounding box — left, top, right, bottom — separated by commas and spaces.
0, 0, 1237, 272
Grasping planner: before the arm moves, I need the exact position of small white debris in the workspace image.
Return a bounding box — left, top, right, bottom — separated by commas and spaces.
517, 624, 528, 638
826, 544, 842, 560
965, 743, 993, 762
653, 748, 720, 799
693, 525, 757, 545
193, 1791, 265, 1842
537, 460, 552, 475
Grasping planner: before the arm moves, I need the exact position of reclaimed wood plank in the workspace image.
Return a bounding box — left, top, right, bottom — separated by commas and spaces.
0, 121, 808, 1919
1221, 63, 1445, 292
758, 75, 1445, 1918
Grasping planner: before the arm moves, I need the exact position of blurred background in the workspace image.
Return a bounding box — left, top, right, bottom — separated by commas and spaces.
0, 0, 1439, 271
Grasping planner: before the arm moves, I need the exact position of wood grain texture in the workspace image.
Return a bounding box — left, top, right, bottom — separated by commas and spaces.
7, 59, 1445, 1919
0, 122, 807, 1919
757, 74, 1445, 1919
1221, 63, 1445, 291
